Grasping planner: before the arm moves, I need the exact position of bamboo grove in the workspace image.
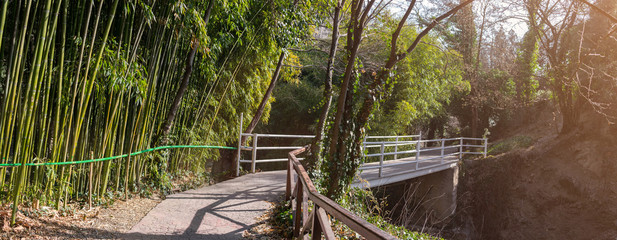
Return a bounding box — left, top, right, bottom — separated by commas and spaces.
0, 0, 309, 221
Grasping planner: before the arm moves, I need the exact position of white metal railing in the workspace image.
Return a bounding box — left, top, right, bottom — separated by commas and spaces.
359, 136, 487, 178
236, 132, 313, 176
236, 116, 487, 177
236, 133, 487, 177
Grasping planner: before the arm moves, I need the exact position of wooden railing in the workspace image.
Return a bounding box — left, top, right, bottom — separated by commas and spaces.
285, 146, 397, 239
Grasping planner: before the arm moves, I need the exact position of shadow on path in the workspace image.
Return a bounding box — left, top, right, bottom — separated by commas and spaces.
127, 171, 286, 240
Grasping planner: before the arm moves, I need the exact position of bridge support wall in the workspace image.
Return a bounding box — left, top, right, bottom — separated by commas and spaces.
373, 165, 459, 225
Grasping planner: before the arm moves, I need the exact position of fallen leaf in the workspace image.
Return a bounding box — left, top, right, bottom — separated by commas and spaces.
3, 217, 10, 232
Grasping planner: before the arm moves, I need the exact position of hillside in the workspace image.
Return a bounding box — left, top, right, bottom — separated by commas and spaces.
455, 106, 617, 239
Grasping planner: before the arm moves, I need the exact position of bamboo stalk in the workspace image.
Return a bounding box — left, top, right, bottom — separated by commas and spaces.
11, 0, 52, 225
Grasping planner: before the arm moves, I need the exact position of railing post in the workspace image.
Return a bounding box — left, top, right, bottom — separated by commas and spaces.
236, 113, 243, 177
293, 179, 304, 238
379, 143, 385, 177
302, 187, 308, 226
251, 133, 258, 173
459, 137, 463, 160
440, 139, 445, 164
415, 132, 421, 170
312, 206, 322, 240
484, 138, 488, 157
394, 136, 399, 160
286, 157, 292, 200
417, 131, 422, 158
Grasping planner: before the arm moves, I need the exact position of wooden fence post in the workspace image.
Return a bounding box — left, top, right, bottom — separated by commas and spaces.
294, 179, 304, 237
286, 157, 292, 200
312, 206, 323, 240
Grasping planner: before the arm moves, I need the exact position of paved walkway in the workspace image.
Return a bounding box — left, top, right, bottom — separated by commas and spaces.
126, 171, 286, 239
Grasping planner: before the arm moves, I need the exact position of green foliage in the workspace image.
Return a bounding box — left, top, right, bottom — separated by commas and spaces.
513, 29, 540, 105
338, 188, 442, 240
98, 40, 148, 98
368, 23, 464, 135
259, 77, 322, 133
273, 200, 294, 238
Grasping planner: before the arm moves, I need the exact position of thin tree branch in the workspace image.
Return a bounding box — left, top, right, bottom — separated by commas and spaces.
398, 0, 474, 63
576, 0, 617, 23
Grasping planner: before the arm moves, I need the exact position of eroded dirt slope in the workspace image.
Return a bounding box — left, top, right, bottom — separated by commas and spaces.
455, 110, 617, 239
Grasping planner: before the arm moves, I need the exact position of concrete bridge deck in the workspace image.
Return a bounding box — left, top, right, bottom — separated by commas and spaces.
352, 148, 459, 188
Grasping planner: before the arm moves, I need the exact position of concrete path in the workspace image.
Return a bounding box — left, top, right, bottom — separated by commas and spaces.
126, 171, 286, 239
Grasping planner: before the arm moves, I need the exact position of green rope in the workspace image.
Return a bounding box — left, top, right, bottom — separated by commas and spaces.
0, 145, 237, 167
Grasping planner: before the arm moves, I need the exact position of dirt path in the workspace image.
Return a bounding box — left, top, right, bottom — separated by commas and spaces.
126, 171, 286, 239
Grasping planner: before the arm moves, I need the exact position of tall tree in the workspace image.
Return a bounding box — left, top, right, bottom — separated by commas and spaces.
158, 0, 214, 144
308, 0, 345, 169
454, 0, 480, 137
514, 0, 541, 106
531, 0, 584, 133
321, 0, 474, 197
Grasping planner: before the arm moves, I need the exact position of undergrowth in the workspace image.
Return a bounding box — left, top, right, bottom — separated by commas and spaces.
243, 197, 293, 239
338, 187, 442, 240
488, 135, 534, 155
264, 187, 442, 239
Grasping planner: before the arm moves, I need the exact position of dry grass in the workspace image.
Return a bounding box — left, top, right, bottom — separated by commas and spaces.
0, 196, 160, 239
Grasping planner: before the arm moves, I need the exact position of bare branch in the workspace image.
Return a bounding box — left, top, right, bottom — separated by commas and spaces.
398, 0, 475, 65
576, 0, 617, 23
388, 0, 417, 63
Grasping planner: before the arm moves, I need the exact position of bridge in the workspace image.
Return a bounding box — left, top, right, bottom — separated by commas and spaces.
236, 133, 487, 188
233, 132, 486, 239
130, 131, 487, 239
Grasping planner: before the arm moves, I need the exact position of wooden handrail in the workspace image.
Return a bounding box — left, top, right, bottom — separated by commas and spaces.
286, 146, 397, 240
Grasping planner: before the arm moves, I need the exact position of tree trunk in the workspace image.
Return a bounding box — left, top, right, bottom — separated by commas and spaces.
240, 51, 286, 146
157, 0, 213, 144
159, 41, 198, 141
308, 0, 342, 169
323, 0, 370, 198
326, 0, 373, 159
557, 83, 578, 133
232, 51, 286, 176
